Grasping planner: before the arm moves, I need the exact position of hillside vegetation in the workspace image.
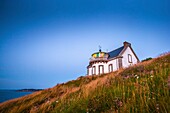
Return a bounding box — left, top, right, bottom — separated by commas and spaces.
0, 53, 170, 113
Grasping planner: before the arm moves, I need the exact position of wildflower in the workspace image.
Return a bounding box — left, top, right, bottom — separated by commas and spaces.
150, 70, 154, 74
134, 75, 139, 79
134, 75, 138, 77
124, 75, 129, 79
114, 98, 123, 110
56, 100, 59, 103
150, 75, 153, 78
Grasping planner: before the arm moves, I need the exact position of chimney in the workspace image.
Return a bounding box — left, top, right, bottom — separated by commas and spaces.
123, 41, 131, 47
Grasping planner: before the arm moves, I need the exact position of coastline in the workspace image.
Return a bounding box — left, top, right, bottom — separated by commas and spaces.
16, 89, 43, 92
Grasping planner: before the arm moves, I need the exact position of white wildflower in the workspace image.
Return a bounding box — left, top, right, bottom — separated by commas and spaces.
134, 75, 138, 77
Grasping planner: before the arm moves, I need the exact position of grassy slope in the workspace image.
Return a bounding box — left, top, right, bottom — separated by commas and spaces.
0, 53, 170, 113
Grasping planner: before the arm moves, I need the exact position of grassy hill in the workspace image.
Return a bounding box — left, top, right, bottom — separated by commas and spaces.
0, 53, 170, 113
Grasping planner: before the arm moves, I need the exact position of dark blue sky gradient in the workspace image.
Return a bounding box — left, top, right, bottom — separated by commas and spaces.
0, 0, 170, 89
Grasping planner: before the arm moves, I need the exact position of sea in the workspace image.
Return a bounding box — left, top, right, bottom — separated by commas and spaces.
0, 90, 32, 103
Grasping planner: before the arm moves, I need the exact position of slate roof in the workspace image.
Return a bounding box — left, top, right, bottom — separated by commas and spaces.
108, 46, 124, 59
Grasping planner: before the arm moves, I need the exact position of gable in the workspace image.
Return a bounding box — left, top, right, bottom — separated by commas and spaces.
120, 46, 140, 62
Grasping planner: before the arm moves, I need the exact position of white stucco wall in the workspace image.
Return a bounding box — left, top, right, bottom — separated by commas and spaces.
107, 59, 119, 71
91, 62, 108, 75
88, 59, 120, 75
121, 46, 138, 68
88, 67, 92, 75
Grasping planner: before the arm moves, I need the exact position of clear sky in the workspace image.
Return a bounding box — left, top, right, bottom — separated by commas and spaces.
0, 0, 170, 89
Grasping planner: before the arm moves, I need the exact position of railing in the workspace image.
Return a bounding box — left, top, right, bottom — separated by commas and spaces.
90, 57, 108, 62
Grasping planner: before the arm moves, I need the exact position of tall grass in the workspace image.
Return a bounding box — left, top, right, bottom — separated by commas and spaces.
0, 53, 169, 113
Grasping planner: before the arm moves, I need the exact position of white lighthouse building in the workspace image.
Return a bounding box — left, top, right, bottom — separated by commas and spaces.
87, 41, 139, 75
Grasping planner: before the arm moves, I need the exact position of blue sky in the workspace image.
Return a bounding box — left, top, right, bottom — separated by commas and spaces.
0, 0, 170, 89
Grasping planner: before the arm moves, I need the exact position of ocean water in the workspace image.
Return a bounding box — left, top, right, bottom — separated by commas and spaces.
0, 90, 32, 103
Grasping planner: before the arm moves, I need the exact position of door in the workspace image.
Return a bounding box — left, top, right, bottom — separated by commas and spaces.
109, 64, 113, 72
99, 65, 104, 75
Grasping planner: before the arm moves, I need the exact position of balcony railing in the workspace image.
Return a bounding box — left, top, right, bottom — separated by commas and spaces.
90, 57, 108, 62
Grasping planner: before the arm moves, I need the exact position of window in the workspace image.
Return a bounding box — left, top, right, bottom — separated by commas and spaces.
118, 58, 122, 69
87, 68, 89, 75
92, 66, 96, 75
128, 54, 132, 63
108, 64, 113, 72
98, 65, 104, 75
